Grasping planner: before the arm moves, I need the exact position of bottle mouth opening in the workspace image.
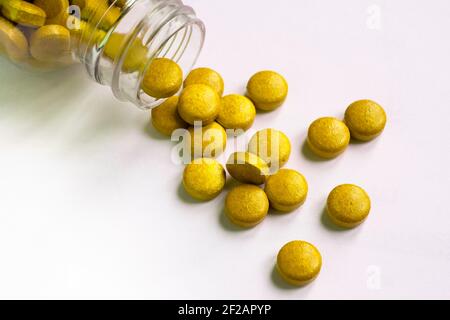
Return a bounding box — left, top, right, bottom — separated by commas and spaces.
85, 0, 205, 110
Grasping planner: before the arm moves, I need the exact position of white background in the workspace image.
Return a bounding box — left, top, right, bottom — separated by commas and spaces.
0, 0, 449, 299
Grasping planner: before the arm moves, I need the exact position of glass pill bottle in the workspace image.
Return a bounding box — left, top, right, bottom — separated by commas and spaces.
0, 0, 205, 109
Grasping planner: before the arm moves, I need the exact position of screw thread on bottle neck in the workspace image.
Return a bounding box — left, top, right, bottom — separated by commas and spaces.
73, 0, 205, 109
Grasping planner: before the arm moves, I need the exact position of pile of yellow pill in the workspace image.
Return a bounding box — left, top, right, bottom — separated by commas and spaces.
147, 66, 289, 160
165, 65, 384, 287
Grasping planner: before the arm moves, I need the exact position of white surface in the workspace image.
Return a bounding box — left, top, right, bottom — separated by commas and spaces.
0, 0, 449, 300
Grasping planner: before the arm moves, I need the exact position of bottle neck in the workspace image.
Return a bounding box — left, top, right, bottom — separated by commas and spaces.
71, 0, 205, 109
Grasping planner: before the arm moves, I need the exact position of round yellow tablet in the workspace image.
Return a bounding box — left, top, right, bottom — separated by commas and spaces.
187, 122, 227, 159
248, 128, 291, 170
142, 58, 183, 99
327, 184, 371, 228
70, 0, 88, 9
178, 84, 221, 125
183, 158, 226, 201
103, 33, 148, 72
225, 184, 269, 228
345, 99, 387, 141
307, 117, 350, 159
277, 240, 322, 286
115, 0, 127, 8
81, 1, 118, 28
265, 169, 308, 213
217, 94, 256, 131
69, 18, 107, 54
2, 0, 46, 27
247, 71, 288, 111
0, 16, 28, 62
34, 0, 69, 26
30, 25, 71, 62
184, 67, 224, 96
226, 152, 269, 185
151, 96, 188, 136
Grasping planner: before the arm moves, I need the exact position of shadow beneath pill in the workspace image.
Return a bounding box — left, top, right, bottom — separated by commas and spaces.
143, 121, 170, 141
177, 182, 204, 205
270, 265, 314, 292
301, 140, 329, 163
219, 207, 249, 233
321, 207, 350, 232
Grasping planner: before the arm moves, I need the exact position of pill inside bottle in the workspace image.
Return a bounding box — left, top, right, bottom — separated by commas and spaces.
0, 0, 206, 110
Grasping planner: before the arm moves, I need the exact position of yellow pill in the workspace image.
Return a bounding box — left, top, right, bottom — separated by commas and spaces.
103, 33, 148, 72
151, 96, 188, 137
99, 5, 121, 30
265, 169, 308, 213
69, 19, 106, 52
2, 0, 46, 27
142, 58, 183, 99
34, 0, 69, 26
187, 122, 227, 159
30, 25, 71, 62
345, 99, 387, 141
247, 71, 288, 111
248, 128, 291, 170
327, 184, 371, 228
226, 152, 269, 185
307, 117, 350, 159
217, 94, 256, 131
277, 241, 322, 286
183, 158, 226, 201
225, 184, 269, 228
184, 67, 225, 96
0, 16, 28, 62
178, 84, 221, 125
